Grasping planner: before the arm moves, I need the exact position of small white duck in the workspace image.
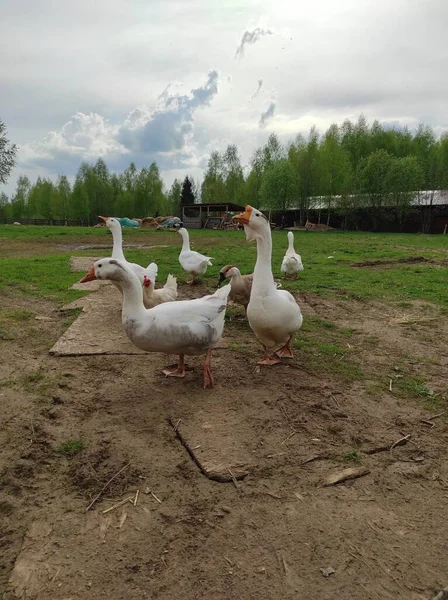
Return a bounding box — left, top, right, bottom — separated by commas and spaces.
80, 215, 158, 297
218, 265, 253, 316
178, 227, 213, 284
142, 273, 178, 309
234, 206, 303, 365
281, 231, 304, 279
90, 257, 231, 388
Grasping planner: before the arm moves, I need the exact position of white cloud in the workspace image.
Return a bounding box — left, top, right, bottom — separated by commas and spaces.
2, 0, 448, 194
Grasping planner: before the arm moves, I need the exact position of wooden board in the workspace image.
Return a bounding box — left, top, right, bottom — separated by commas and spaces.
50, 286, 147, 356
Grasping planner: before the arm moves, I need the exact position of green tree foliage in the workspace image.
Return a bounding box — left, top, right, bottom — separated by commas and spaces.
11, 175, 31, 219
0, 191, 11, 218
386, 156, 424, 229
357, 149, 394, 230
180, 176, 196, 205
0, 119, 17, 185
319, 124, 352, 223
223, 144, 244, 205
260, 159, 296, 213
168, 179, 182, 216
201, 151, 228, 204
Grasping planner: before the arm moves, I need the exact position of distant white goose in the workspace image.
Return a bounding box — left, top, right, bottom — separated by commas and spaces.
281, 231, 304, 279
91, 258, 231, 388
80, 216, 158, 292
178, 227, 213, 284
234, 206, 303, 365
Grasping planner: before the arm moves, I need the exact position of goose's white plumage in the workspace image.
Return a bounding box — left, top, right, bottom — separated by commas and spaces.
100, 215, 158, 283
92, 257, 231, 387
178, 227, 213, 283
79, 216, 158, 305
234, 206, 303, 365
281, 231, 304, 279
142, 274, 178, 308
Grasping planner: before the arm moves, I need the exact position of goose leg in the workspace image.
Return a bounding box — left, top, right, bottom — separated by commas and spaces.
163, 354, 186, 378
258, 346, 281, 366
203, 349, 214, 388
275, 338, 294, 359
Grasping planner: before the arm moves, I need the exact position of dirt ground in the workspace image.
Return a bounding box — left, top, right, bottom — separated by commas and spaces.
1, 278, 448, 600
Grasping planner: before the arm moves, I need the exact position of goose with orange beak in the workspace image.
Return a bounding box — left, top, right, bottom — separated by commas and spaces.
86, 257, 231, 388
233, 206, 303, 365
79, 216, 158, 303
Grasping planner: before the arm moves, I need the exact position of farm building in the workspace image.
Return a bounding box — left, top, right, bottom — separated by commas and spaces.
266, 190, 448, 234
181, 202, 245, 229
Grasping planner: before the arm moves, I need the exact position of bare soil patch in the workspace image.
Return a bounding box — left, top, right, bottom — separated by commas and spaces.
353, 256, 448, 268
1, 282, 448, 600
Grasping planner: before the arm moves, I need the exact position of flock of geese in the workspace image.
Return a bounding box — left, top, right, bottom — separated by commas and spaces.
80, 205, 304, 388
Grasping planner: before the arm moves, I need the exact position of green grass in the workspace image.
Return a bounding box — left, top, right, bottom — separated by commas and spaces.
342, 450, 363, 464
0, 307, 34, 340
58, 439, 85, 457
294, 316, 363, 381
381, 374, 447, 412
0, 226, 447, 306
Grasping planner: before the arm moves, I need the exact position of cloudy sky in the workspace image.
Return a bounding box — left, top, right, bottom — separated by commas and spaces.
2, 0, 448, 194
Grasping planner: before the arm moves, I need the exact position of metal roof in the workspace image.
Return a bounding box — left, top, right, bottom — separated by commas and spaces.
182, 202, 245, 211
263, 190, 448, 211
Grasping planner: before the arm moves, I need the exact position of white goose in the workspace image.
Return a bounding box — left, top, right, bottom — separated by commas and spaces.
281, 231, 304, 279
178, 227, 213, 284
90, 257, 231, 388
80, 215, 158, 297
234, 206, 303, 365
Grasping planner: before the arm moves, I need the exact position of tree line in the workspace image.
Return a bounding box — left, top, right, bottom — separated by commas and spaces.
201, 116, 448, 231
1, 115, 448, 230
0, 158, 200, 224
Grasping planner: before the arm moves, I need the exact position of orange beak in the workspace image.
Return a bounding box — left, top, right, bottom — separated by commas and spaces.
79, 266, 97, 283
98, 215, 109, 223
233, 205, 252, 225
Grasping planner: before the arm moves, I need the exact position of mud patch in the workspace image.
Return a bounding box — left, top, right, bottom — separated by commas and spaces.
353, 256, 448, 268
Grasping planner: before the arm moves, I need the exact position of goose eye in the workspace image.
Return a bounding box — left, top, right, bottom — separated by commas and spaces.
98, 263, 102, 267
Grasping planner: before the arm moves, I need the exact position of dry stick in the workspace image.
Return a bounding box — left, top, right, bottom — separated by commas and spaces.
102, 495, 134, 514
85, 462, 131, 512
133, 489, 140, 506
421, 410, 447, 428
432, 586, 448, 600
228, 469, 240, 489
168, 417, 246, 484
150, 491, 162, 504
281, 430, 297, 445
428, 410, 447, 421
330, 394, 340, 407
389, 434, 411, 458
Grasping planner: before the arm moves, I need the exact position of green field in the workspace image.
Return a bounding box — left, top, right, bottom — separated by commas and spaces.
0, 225, 447, 307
